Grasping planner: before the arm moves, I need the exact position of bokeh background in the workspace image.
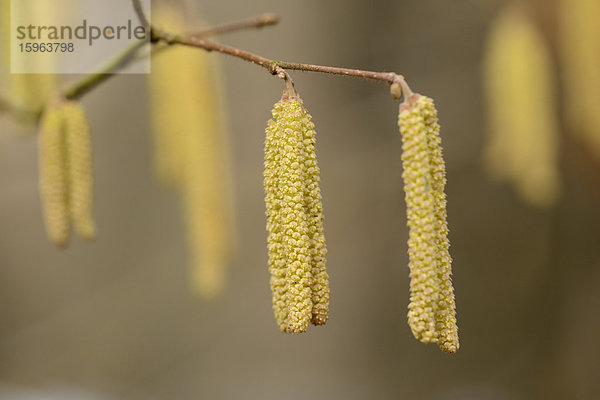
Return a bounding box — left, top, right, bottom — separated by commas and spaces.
1, 0, 599, 399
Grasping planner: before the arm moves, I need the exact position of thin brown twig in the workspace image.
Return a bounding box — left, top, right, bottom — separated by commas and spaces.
131, 0, 150, 29
64, 39, 148, 101
156, 29, 404, 86
189, 13, 280, 38
134, 0, 403, 86
1, 2, 406, 121
146, 13, 281, 61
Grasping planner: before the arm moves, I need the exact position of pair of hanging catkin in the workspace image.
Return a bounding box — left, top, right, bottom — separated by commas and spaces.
149, 2, 235, 298
264, 90, 329, 333
398, 92, 459, 354
39, 100, 96, 247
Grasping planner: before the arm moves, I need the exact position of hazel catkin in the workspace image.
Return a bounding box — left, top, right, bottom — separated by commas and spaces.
558, 0, 600, 159
149, 2, 235, 298
482, 3, 560, 208
420, 96, 459, 354
38, 100, 96, 247
0, 0, 10, 98
398, 93, 458, 354
63, 102, 96, 240
39, 103, 70, 248
264, 92, 330, 333
10, 0, 57, 112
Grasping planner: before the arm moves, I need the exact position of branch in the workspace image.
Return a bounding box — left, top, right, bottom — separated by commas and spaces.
131, 0, 150, 30
62, 13, 281, 103
154, 29, 404, 86
135, 0, 403, 87
2, 2, 405, 121
64, 39, 148, 100
189, 13, 280, 38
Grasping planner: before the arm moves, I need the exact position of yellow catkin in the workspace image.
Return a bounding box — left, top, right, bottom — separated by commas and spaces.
0, 0, 10, 98
264, 92, 329, 333
482, 3, 560, 208
297, 104, 329, 326
150, 3, 235, 298
399, 94, 458, 354
265, 111, 288, 330
148, 9, 187, 186
420, 96, 459, 354
10, 0, 57, 112
63, 102, 96, 240
39, 103, 70, 248
558, 0, 600, 158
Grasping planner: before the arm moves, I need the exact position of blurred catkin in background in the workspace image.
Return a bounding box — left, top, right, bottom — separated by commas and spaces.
39, 102, 71, 248
482, 2, 560, 208
63, 102, 96, 240
558, 0, 600, 159
9, 0, 58, 113
0, 0, 10, 98
38, 100, 96, 247
149, 2, 236, 298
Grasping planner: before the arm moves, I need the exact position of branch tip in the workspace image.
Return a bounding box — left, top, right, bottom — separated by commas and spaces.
258, 13, 280, 27
189, 13, 280, 38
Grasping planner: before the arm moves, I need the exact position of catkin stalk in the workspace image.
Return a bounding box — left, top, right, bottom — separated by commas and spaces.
264, 92, 329, 333
398, 93, 458, 354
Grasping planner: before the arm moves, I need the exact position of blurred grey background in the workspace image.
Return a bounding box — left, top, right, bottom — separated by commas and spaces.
1, 0, 599, 399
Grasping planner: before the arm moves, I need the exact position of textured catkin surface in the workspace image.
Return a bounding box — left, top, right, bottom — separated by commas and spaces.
39, 105, 70, 248
299, 109, 329, 326
63, 102, 96, 240
482, 3, 560, 208
398, 94, 458, 353
264, 107, 288, 330
149, 3, 235, 298
420, 96, 458, 354
399, 97, 439, 344
264, 95, 329, 333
